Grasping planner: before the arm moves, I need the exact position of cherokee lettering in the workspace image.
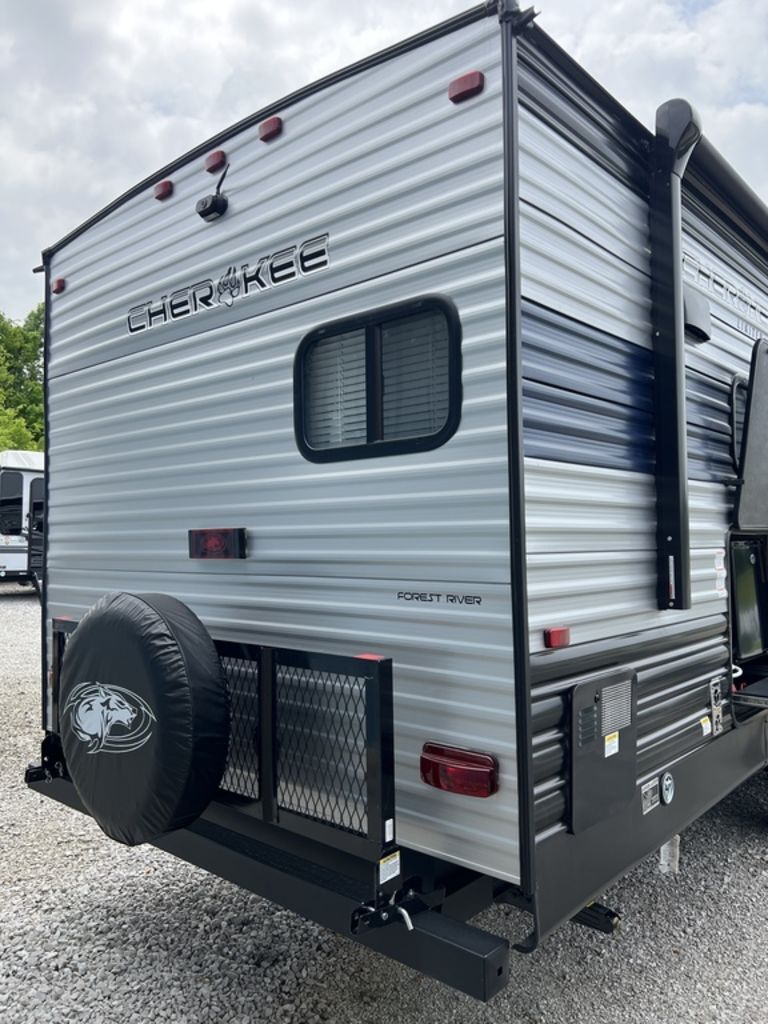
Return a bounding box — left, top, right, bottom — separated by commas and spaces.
124, 232, 331, 336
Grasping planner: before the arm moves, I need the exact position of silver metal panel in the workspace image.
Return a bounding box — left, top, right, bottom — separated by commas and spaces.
519, 107, 649, 274
46, 103, 518, 888
48, 570, 517, 879
526, 459, 728, 652
520, 202, 651, 349
519, 109, 651, 350
48, 19, 504, 378
48, 241, 509, 584
682, 223, 768, 381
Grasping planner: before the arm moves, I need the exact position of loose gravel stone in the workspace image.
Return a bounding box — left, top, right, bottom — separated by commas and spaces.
2, 581, 768, 1023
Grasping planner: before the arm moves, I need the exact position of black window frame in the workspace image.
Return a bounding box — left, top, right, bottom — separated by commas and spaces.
0, 470, 24, 536
294, 295, 462, 463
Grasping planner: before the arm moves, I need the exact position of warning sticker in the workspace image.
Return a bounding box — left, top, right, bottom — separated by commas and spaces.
701, 715, 713, 737
604, 731, 620, 758
379, 850, 401, 885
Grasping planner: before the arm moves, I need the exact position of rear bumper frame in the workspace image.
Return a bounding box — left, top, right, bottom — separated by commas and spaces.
26, 774, 510, 1001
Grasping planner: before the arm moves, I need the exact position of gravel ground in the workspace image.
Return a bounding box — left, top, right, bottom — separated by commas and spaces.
2, 583, 768, 1024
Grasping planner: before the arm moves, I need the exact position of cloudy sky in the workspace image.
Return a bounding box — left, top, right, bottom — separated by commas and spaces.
1, 0, 766, 321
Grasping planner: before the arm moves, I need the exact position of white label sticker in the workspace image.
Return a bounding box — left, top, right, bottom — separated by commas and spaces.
604, 731, 620, 758
384, 818, 394, 844
714, 550, 726, 571
701, 715, 713, 737
641, 777, 660, 815
379, 850, 401, 885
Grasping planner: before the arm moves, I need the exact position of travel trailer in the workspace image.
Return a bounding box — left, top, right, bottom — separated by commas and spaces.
27, 2, 768, 1001
0, 449, 43, 585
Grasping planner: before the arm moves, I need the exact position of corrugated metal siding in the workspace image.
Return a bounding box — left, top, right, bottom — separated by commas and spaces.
47, 82, 521, 891
48, 18, 504, 379
682, 202, 768, 383
526, 461, 728, 651
518, 90, 737, 843
522, 303, 654, 473
686, 368, 736, 483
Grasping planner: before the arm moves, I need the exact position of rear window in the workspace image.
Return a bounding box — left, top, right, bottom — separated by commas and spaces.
0, 470, 23, 535
295, 297, 461, 462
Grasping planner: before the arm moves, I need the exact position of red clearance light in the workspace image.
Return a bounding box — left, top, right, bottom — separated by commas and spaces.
355, 652, 385, 662
259, 116, 283, 142
154, 180, 174, 200
543, 626, 571, 649
205, 149, 227, 173
420, 743, 499, 798
51, 277, 66, 294
188, 528, 247, 560
448, 70, 485, 104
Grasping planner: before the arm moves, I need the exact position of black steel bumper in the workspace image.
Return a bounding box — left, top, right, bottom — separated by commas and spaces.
26, 775, 510, 1001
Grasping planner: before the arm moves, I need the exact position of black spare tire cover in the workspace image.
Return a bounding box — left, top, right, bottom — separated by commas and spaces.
59, 592, 230, 846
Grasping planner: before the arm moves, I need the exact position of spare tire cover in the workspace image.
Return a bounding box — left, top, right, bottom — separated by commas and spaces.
59, 592, 230, 846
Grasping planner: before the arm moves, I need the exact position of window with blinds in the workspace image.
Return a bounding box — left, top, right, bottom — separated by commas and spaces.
295, 298, 461, 462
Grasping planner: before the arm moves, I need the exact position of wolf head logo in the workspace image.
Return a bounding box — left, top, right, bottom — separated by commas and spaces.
64, 682, 156, 754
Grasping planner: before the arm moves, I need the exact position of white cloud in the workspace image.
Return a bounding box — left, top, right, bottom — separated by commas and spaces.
1, 0, 766, 321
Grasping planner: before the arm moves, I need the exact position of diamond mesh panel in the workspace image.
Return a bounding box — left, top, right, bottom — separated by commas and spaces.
276, 662, 368, 836
219, 654, 260, 799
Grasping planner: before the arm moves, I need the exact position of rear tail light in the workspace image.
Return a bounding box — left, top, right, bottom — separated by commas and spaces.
188, 528, 247, 559
420, 743, 499, 798
154, 180, 174, 200
51, 278, 66, 294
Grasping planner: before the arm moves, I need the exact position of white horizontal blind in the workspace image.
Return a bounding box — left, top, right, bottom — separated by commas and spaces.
382, 312, 450, 440
304, 329, 367, 448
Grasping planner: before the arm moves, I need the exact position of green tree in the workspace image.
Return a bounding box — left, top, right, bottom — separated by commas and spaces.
0, 303, 44, 449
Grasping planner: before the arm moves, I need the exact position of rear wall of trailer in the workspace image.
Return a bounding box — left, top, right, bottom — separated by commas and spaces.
43, 15, 524, 882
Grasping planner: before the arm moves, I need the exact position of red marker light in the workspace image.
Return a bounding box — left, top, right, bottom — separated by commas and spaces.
205, 150, 227, 173
51, 278, 66, 294
420, 743, 499, 798
188, 528, 247, 559
259, 116, 283, 142
154, 180, 174, 200
448, 70, 485, 104
543, 626, 571, 649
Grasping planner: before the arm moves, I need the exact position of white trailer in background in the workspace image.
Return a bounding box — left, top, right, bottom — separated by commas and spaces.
0, 450, 43, 583
26, 0, 768, 1002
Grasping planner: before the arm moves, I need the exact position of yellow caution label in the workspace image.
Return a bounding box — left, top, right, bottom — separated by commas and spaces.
604, 731, 620, 758
700, 715, 713, 737
379, 850, 401, 885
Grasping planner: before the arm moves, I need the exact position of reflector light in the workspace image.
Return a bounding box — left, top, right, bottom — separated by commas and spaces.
205, 149, 227, 173
544, 626, 571, 649
51, 278, 66, 294
448, 70, 485, 104
154, 180, 174, 200
188, 528, 247, 559
355, 652, 385, 661
420, 743, 498, 798
259, 116, 283, 142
